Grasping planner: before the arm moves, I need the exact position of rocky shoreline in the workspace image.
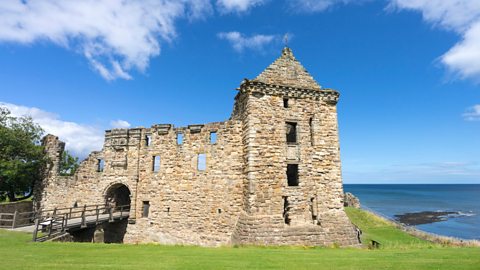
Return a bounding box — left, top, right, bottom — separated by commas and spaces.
394, 211, 459, 226
344, 192, 479, 246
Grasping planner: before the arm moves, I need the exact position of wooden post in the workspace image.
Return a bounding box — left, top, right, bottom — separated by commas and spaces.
32, 218, 39, 242
11, 211, 18, 229
48, 219, 53, 237
81, 204, 87, 228
68, 207, 73, 219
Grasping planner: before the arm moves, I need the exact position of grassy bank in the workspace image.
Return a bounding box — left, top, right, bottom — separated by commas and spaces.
0, 208, 478, 270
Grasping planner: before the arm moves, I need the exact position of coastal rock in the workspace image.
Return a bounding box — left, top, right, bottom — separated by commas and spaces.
344, 192, 360, 208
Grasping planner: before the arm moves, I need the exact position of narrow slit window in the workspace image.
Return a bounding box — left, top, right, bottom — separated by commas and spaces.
287, 164, 299, 186
283, 98, 289, 108
197, 153, 206, 171
176, 133, 183, 145
97, 159, 105, 172
309, 118, 314, 146
145, 135, 151, 146
283, 196, 290, 225
286, 122, 297, 143
153, 156, 160, 172
142, 201, 150, 218
210, 132, 217, 144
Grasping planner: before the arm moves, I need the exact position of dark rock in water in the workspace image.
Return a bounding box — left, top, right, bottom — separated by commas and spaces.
344, 192, 361, 208
394, 211, 458, 226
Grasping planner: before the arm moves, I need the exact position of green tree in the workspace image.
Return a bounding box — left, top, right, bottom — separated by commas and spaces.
59, 150, 79, 176
0, 107, 46, 202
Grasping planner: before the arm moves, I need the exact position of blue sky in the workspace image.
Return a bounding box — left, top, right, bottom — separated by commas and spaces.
0, 0, 479, 184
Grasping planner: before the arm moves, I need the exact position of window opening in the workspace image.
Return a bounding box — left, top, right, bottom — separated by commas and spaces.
197, 154, 206, 171
153, 156, 160, 172
283, 98, 289, 108
145, 135, 151, 146
210, 132, 217, 144
97, 159, 105, 172
287, 164, 299, 186
309, 118, 314, 146
176, 133, 183, 145
142, 201, 150, 218
283, 196, 290, 225
286, 122, 297, 143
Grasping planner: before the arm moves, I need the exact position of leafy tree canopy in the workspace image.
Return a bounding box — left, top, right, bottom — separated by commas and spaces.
59, 150, 79, 176
0, 107, 46, 202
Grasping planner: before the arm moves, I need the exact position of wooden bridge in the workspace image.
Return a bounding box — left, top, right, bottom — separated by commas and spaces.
1, 204, 130, 242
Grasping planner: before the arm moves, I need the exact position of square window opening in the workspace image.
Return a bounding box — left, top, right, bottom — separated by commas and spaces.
197, 153, 206, 171
287, 164, 299, 186
286, 122, 297, 144
153, 156, 160, 172
142, 201, 150, 218
210, 132, 217, 144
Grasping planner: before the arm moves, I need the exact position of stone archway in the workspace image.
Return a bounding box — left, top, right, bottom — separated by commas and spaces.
102, 183, 131, 243
104, 183, 131, 209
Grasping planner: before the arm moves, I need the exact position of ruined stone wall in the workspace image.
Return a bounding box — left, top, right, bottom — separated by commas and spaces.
36, 47, 359, 247
125, 121, 245, 246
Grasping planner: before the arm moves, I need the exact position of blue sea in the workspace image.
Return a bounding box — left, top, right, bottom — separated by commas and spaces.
344, 184, 480, 240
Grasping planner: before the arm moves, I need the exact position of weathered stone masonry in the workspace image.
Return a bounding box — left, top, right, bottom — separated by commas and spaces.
35, 47, 359, 246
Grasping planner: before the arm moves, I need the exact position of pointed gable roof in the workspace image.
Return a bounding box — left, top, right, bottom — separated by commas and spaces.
253, 47, 322, 90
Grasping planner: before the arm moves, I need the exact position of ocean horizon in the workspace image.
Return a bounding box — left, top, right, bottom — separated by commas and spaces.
344, 184, 480, 240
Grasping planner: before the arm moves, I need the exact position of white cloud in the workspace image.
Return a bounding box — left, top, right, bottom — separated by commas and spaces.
1, 102, 104, 158
388, 0, 480, 81
0, 0, 212, 81
110, 120, 131, 129
216, 0, 267, 13
218, 31, 277, 52
287, 0, 360, 12
463, 104, 480, 121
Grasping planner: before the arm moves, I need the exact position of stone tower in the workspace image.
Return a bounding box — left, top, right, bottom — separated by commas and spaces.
231, 47, 357, 245
37, 47, 359, 246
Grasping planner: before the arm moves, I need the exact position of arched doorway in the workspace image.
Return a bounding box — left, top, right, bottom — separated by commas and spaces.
103, 183, 131, 243
105, 183, 131, 209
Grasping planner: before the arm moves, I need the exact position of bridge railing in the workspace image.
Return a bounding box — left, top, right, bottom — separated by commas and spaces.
32, 204, 130, 242
0, 211, 37, 229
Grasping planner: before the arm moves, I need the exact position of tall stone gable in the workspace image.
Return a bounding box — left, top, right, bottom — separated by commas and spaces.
36, 47, 360, 246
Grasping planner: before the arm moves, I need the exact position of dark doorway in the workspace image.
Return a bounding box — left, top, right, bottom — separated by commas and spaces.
105, 184, 131, 209
104, 184, 131, 243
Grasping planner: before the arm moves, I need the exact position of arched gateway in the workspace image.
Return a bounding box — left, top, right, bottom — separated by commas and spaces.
104, 183, 131, 209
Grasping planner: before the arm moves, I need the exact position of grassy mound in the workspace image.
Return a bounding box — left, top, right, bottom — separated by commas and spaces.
345, 207, 431, 249
0, 208, 478, 269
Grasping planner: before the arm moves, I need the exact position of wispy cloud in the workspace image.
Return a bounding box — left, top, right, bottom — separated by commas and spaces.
217, 31, 278, 52
388, 0, 480, 82
287, 0, 366, 13
216, 0, 267, 13
463, 104, 480, 121
110, 120, 132, 129
1, 102, 103, 158
0, 1, 212, 81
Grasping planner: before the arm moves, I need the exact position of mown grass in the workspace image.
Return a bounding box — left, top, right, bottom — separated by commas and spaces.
0, 208, 478, 270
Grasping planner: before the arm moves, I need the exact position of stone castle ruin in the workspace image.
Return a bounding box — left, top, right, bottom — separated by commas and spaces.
35, 47, 360, 246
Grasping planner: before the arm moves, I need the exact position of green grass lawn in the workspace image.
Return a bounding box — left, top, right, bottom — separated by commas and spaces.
0, 208, 478, 270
